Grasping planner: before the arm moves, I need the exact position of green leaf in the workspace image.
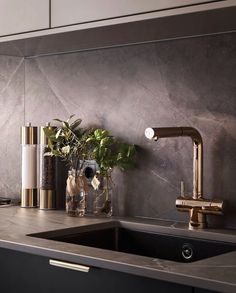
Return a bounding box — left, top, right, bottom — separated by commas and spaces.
53, 118, 63, 123
55, 129, 62, 139
94, 129, 109, 140
70, 119, 82, 130
44, 152, 53, 157
117, 152, 123, 161
43, 127, 55, 137
100, 137, 112, 146
47, 139, 54, 151
127, 145, 136, 157
62, 121, 70, 129
86, 137, 94, 143
94, 129, 102, 139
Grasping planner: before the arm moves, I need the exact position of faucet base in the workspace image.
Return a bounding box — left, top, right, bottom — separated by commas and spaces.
176, 196, 224, 229
189, 221, 207, 230
189, 209, 207, 229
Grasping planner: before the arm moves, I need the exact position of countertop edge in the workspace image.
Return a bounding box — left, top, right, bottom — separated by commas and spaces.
0, 237, 235, 293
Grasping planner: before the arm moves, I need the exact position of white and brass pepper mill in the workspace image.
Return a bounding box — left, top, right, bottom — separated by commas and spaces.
21, 123, 38, 207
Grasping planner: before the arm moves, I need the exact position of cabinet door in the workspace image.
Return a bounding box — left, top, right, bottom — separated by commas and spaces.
0, 0, 49, 37
0, 247, 192, 293
51, 0, 217, 28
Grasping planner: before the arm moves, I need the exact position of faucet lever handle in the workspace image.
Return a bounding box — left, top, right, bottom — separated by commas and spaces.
180, 181, 185, 197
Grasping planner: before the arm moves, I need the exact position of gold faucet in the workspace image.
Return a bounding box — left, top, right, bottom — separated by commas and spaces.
145, 127, 225, 229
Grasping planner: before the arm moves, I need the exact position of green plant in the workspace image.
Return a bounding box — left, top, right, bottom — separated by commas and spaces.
44, 116, 136, 176
43, 115, 92, 171
86, 129, 136, 176
86, 129, 136, 216
44, 116, 136, 217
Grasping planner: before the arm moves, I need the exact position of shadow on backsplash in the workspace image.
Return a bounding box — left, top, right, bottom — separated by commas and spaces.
211, 128, 236, 228
0, 32, 236, 228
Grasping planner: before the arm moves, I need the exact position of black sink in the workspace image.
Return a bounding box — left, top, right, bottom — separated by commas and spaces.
29, 222, 236, 263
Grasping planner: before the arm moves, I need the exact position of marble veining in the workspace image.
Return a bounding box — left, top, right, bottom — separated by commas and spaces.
0, 56, 24, 198
0, 33, 236, 228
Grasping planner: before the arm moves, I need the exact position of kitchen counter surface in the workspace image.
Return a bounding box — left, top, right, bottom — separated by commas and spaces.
0, 206, 235, 293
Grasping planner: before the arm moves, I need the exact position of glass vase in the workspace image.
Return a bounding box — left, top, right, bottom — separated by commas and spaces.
93, 174, 113, 217
66, 169, 88, 217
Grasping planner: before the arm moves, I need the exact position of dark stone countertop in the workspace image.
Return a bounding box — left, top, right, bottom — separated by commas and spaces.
0, 206, 235, 293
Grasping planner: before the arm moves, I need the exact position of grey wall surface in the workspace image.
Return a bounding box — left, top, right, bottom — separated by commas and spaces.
0, 56, 24, 198
1, 32, 236, 228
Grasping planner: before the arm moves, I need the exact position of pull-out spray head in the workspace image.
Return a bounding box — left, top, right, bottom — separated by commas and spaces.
145, 127, 203, 199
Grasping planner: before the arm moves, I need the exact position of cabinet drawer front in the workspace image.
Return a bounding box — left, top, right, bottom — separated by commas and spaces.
51, 0, 218, 28
0, 0, 49, 37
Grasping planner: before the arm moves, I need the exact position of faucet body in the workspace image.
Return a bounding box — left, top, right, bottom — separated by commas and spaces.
145, 127, 224, 229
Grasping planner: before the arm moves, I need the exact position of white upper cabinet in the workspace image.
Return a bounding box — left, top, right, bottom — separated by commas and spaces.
0, 0, 49, 37
51, 0, 217, 27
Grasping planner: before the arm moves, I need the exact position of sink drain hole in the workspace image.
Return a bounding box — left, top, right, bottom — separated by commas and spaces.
182, 243, 194, 260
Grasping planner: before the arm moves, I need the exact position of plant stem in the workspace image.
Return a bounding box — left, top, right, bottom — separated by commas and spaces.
105, 174, 110, 201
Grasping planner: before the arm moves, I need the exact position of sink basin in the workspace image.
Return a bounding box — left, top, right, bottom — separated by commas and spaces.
29, 221, 236, 263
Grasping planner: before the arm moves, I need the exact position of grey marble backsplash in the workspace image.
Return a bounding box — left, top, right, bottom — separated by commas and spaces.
0, 32, 236, 228
0, 56, 24, 198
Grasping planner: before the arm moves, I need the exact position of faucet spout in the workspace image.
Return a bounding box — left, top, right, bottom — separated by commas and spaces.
145, 127, 203, 199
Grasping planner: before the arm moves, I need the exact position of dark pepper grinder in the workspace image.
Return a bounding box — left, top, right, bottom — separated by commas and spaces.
39, 122, 56, 209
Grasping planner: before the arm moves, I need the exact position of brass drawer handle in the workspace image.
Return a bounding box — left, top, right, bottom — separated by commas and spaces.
49, 259, 90, 273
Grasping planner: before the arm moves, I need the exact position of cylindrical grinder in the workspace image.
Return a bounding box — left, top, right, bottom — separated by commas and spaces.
39, 123, 56, 209
21, 123, 38, 207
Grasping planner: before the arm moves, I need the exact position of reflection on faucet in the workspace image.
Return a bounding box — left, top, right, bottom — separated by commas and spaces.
145, 127, 225, 229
